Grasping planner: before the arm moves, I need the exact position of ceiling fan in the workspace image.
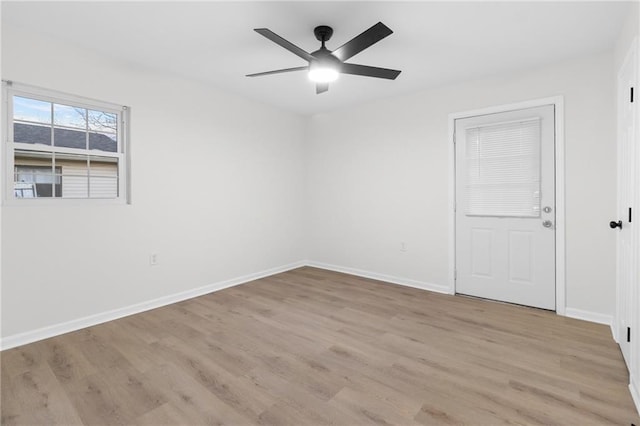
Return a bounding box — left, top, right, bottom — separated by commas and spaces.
246, 22, 401, 94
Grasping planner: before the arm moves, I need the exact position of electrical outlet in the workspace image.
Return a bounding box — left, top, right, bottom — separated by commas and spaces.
400, 242, 407, 252
150, 253, 158, 266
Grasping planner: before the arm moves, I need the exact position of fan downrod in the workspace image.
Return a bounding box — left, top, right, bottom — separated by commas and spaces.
314, 26, 333, 44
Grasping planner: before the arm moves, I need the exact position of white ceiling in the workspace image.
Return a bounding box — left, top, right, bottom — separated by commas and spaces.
2, 1, 631, 115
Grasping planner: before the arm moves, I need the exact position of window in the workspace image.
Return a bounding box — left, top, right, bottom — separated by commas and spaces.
4, 82, 128, 201
464, 118, 541, 217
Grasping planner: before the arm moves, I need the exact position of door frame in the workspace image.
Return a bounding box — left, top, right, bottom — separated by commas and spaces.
447, 96, 566, 315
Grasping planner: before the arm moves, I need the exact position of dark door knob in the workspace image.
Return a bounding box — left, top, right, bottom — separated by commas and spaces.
610, 220, 622, 229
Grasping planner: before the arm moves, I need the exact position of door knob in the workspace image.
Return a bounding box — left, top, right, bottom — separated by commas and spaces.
542, 220, 553, 228
610, 220, 622, 229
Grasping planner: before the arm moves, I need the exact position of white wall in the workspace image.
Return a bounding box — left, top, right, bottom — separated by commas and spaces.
307, 52, 616, 318
614, 1, 639, 72
1, 25, 307, 339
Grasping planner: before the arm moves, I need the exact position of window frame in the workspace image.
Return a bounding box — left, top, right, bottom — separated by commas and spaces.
2, 81, 130, 205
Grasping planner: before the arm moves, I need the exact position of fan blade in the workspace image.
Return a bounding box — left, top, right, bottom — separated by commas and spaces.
341, 63, 401, 80
254, 28, 315, 62
246, 66, 308, 77
332, 22, 393, 62
316, 83, 329, 94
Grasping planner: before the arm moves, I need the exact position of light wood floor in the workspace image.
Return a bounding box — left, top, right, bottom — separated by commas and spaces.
1, 267, 638, 425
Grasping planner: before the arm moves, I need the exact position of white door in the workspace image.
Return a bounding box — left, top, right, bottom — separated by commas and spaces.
615, 40, 637, 368
455, 105, 556, 310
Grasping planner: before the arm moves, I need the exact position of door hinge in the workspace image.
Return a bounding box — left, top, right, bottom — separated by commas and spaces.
629, 207, 633, 223
627, 327, 631, 343
454, 269, 457, 280
631, 87, 635, 103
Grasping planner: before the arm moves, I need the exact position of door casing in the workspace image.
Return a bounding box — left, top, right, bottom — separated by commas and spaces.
448, 96, 566, 315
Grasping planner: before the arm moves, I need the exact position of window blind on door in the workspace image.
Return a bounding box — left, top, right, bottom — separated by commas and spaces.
464, 118, 541, 217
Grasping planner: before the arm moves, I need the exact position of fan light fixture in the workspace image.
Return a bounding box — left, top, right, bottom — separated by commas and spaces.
308, 65, 339, 83
246, 23, 401, 94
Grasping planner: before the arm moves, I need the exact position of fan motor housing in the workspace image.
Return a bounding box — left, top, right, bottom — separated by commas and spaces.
314, 25, 333, 42
310, 48, 341, 70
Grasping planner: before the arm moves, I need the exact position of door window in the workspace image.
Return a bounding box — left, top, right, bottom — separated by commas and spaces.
464, 118, 541, 217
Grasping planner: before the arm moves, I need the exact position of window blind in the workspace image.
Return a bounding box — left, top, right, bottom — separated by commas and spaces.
464, 118, 541, 217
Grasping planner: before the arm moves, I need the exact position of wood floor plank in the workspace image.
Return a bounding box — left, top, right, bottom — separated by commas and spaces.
149, 336, 276, 422
134, 403, 190, 426
329, 386, 421, 426
140, 361, 255, 425
244, 366, 355, 426
44, 338, 98, 384
1, 343, 47, 380
1, 266, 638, 425
1, 365, 26, 425
5, 359, 84, 425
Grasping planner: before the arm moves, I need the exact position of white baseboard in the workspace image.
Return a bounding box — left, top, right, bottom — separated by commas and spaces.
630, 377, 640, 416
306, 260, 451, 295
0, 260, 306, 351
564, 307, 613, 327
